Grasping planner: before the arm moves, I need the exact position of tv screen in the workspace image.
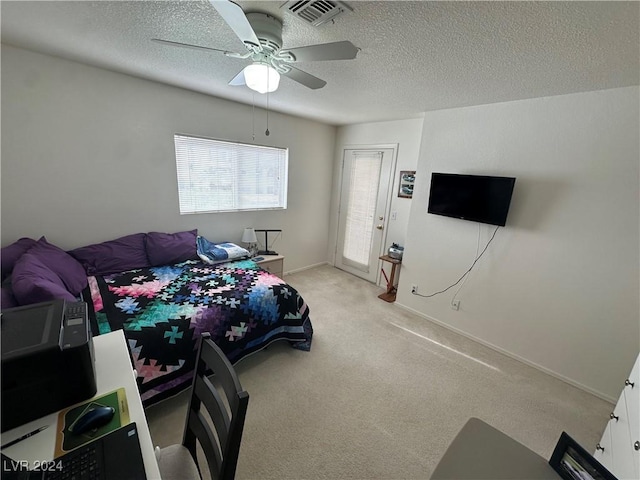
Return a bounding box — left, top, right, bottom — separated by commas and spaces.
427, 173, 516, 226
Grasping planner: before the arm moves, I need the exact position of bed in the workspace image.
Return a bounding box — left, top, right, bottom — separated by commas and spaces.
85, 258, 312, 405
1, 231, 313, 407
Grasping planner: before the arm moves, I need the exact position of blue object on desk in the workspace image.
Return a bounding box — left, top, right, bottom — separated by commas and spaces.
71, 406, 115, 435
253, 256, 264, 262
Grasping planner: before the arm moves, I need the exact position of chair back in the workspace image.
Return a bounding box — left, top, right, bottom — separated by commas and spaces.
183, 333, 249, 480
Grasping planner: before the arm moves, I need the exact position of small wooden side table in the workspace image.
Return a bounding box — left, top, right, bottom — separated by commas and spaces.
254, 254, 284, 278
378, 254, 402, 302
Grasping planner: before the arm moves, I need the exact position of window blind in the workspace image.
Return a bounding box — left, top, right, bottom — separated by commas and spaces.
174, 134, 288, 214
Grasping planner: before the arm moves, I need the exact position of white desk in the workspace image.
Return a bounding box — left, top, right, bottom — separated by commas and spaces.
2, 330, 161, 479
430, 418, 560, 479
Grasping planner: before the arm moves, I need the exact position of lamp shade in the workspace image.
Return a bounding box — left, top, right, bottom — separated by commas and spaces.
244, 63, 280, 94
242, 227, 258, 244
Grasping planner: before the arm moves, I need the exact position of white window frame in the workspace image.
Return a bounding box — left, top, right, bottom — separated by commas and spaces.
174, 134, 288, 214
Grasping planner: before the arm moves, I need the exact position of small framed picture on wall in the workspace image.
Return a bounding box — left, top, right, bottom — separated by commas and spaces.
398, 171, 416, 198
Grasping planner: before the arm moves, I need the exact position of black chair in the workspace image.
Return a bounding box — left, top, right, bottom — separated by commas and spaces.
156, 333, 249, 480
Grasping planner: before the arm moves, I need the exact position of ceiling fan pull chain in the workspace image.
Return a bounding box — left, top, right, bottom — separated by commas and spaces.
265, 81, 270, 136
252, 92, 256, 142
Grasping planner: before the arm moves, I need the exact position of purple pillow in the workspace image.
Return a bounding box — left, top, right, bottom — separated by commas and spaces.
68, 233, 151, 276
1, 286, 18, 309
27, 237, 87, 296
1, 237, 37, 281
145, 230, 198, 266
11, 253, 76, 305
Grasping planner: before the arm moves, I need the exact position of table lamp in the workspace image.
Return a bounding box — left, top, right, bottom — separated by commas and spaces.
242, 227, 258, 257
255, 229, 281, 255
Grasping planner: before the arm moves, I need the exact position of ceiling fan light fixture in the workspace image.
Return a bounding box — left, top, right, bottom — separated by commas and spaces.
243, 63, 280, 94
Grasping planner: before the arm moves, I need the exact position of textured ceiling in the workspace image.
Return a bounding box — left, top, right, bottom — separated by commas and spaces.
1, 1, 638, 125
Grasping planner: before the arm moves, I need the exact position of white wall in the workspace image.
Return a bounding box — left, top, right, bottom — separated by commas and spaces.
397, 86, 640, 401
1, 45, 336, 272
329, 118, 424, 283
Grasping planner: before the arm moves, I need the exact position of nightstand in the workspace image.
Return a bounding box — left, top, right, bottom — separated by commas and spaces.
254, 254, 284, 278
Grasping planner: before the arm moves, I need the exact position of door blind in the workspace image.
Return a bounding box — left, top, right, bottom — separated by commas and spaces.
342, 151, 383, 270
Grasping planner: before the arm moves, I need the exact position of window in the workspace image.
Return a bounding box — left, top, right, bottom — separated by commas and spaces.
174, 134, 288, 214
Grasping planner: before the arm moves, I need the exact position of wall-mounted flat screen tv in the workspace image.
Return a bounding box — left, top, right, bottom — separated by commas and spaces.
427, 173, 516, 226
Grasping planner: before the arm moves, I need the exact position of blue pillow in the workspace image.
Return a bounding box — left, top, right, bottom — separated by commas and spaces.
196, 236, 250, 265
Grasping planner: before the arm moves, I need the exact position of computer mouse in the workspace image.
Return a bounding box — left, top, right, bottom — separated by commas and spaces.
71, 406, 115, 435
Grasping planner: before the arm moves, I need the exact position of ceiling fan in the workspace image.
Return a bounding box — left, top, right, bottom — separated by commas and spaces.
152, 0, 359, 93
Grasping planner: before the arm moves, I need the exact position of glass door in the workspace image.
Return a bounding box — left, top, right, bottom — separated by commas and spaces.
335, 148, 394, 283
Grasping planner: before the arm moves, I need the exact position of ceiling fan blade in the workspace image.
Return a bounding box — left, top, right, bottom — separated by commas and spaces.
151, 38, 228, 54
209, 0, 260, 50
282, 41, 359, 62
282, 66, 327, 90
228, 70, 246, 86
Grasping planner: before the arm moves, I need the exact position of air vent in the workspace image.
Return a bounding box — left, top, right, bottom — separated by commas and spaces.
282, 0, 353, 27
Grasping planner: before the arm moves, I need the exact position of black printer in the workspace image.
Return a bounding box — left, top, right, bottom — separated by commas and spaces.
1, 300, 97, 432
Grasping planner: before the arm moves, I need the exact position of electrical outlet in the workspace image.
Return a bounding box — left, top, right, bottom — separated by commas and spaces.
451, 300, 460, 310
411, 284, 418, 294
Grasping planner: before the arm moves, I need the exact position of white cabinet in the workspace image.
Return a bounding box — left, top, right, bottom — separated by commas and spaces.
625, 359, 640, 468
595, 422, 614, 472
595, 354, 640, 479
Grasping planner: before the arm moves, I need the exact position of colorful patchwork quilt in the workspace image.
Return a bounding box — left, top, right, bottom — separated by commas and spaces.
85, 259, 312, 405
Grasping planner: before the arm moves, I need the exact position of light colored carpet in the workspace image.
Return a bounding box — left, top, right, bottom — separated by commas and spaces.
146, 265, 612, 479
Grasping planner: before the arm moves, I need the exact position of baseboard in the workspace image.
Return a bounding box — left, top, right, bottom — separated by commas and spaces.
395, 302, 616, 404
284, 261, 328, 276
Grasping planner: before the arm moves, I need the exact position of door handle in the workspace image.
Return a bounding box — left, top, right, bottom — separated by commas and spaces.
376, 224, 384, 230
